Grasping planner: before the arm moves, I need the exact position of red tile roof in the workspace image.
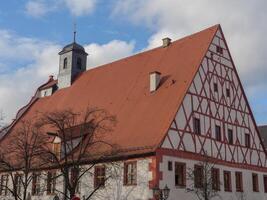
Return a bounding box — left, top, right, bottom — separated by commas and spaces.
0, 25, 219, 158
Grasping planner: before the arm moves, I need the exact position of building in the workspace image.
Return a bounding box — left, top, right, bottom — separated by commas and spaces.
259, 126, 267, 150
0, 24, 267, 200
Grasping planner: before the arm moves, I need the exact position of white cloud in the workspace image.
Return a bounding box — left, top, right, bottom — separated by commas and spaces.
85, 40, 135, 68
0, 30, 135, 124
64, 0, 96, 16
113, 0, 267, 123
0, 30, 60, 123
25, 0, 56, 17
25, 0, 96, 17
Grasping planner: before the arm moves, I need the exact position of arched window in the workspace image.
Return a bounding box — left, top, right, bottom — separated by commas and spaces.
63, 58, 68, 69
77, 57, 82, 69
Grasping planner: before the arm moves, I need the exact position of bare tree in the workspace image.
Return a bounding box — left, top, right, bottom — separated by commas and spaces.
186, 153, 221, 200
0, 119, 48, 200
40, 107, 117, 200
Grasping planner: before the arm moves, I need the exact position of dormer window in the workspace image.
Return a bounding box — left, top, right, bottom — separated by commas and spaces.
53, 142, 61, 160
52, 136, 61, 160
63, 58, 68, 69
77, 57, 82, 69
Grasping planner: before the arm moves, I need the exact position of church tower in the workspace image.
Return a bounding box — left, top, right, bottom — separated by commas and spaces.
57, 34, 88, 89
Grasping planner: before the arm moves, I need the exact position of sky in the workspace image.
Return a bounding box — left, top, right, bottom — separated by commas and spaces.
0, 0, 266, 125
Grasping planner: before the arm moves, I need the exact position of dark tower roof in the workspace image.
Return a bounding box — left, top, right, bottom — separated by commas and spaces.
59, 42, 88, 55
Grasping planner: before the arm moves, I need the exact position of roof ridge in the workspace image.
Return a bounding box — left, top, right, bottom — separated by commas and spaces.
85, 24, 221, 73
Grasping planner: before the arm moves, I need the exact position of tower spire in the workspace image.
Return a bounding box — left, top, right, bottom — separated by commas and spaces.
73, 21, 77, 43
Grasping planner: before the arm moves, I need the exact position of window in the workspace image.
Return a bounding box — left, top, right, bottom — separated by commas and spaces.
215, 125, 221, 141
226, 88, 230, 98
0, 174, 9, 196
47, 171, 56, 195
224, 171, 231, 192
235, 172, 243, 192
94, 166, 106, 188
70, 168, 80, 193
252, 173, 259, 192
63, 58, 68, 69
212, 168, 220, 191
77, 58, 82, 69
263, 175, 267, 193
216, 46, 223, 54
228, 129, 233, 145
214, 83, 218, 93
14, 174, 22, 196
245, 134, 250, 148
124, 161, 137, 185
168, 161, 173, 171
194, 165, 203, 188
175, 162, 186, 187
32, 173, 41, 196
53, 142, 61, 160
193, 118, 201, 135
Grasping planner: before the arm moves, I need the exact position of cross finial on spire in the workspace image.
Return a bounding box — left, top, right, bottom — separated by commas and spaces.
73, 21, 77, 43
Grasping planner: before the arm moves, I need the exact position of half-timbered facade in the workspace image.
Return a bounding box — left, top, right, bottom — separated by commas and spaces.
0, 25, 266, 200
160, 27, 267, 200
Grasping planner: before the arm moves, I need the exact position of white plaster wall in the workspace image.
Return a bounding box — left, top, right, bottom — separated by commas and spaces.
0, 158, 152, 200
160, 155, 267, 200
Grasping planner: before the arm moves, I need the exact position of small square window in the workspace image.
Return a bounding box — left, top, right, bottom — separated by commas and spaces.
228, 129, 233, 145
215, 125, 221, 141
216, 46, 223, 54
214, 83, 218, 93
168, 161, 173, 171
226, 88, 230, 98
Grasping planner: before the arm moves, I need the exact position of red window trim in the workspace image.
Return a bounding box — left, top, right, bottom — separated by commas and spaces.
252, 173, 259, 192
223, 171, 232, 192
263, 175, 267, 193
94, 165, 106, 189
123, 161, 137, 186
32, 173, 41, 196
47, 171, 56, 195
194, 165, 203, 188
174, 162, 186, 187
235, 172, 243, 192
212, 168, 220, 191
